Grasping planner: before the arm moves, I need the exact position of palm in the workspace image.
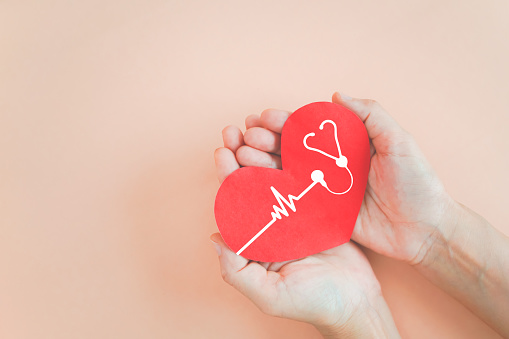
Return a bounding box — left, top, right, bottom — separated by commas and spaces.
237, 242, 379, 328
353, 137, 451, 264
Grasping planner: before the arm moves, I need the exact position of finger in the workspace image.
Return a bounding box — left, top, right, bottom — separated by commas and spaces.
214, 147, 240, 183
236, 145, 282, 169
332, 92, 409, 155
256, 259, 299, 271
244, 127, 281, 155
222, 125, 244, 153
266, 259, 302, 272
210, 233, 279, 310
210, 233, 250, 272
245, 114, 262, 129
260, 109, 292, 134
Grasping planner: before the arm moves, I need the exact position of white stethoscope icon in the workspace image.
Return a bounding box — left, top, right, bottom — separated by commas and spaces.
303, 119, 354, 195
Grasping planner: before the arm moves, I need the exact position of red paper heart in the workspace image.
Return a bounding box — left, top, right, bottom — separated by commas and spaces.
214, 102, 370, 262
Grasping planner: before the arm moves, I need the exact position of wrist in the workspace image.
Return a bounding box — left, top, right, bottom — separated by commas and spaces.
413, 198, 509, 337
314, 291, 400, 339
413, 195, 460, 269
415, 197, 491, 274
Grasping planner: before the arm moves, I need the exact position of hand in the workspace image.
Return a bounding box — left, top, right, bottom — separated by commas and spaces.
329, 94, 509, 337
212, 111, 400, 338
211, 233, 390, 337
330, 93, 456, 265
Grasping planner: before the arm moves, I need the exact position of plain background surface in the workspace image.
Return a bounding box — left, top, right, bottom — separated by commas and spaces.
1, 1, 508, 338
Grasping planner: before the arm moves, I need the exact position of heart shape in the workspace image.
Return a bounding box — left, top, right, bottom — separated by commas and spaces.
214, 102, 370, 262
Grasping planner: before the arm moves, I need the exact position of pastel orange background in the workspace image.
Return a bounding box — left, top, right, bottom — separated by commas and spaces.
1, 1, 507, 338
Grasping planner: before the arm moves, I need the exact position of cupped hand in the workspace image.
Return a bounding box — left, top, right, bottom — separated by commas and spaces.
211, 232, 383, 336
331, 93, 454, 265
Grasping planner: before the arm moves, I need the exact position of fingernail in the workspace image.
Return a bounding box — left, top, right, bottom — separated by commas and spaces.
340, 92, 352, 100
213, 243, 222, 256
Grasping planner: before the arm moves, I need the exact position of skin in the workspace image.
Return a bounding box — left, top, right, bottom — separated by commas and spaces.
211, 92, 509, 338
210, 234, 398, 338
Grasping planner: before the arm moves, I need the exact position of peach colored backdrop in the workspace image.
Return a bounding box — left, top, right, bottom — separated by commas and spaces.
1, 1, 508, 338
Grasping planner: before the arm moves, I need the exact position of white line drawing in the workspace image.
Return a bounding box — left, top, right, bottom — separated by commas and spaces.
303, 119, 354, 195
236, 120, 354, 256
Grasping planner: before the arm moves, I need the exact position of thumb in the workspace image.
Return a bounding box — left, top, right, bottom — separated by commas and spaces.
210, 233, 279, 315
332, 92, 410, 156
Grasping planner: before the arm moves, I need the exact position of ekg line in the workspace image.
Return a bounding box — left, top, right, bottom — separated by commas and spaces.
235, 180, 318, 255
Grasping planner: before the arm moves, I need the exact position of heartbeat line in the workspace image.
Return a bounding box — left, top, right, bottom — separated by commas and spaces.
236, 179, 318, 255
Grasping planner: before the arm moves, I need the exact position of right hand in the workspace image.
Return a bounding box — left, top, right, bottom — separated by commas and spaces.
331, 92, 456, 265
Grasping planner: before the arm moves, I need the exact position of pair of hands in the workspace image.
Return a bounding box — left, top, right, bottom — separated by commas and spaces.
211, 92, 454, 337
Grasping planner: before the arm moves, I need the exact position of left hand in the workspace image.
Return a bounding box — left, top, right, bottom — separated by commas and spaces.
212, 115, 399, 337
211, 232, 384, 336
